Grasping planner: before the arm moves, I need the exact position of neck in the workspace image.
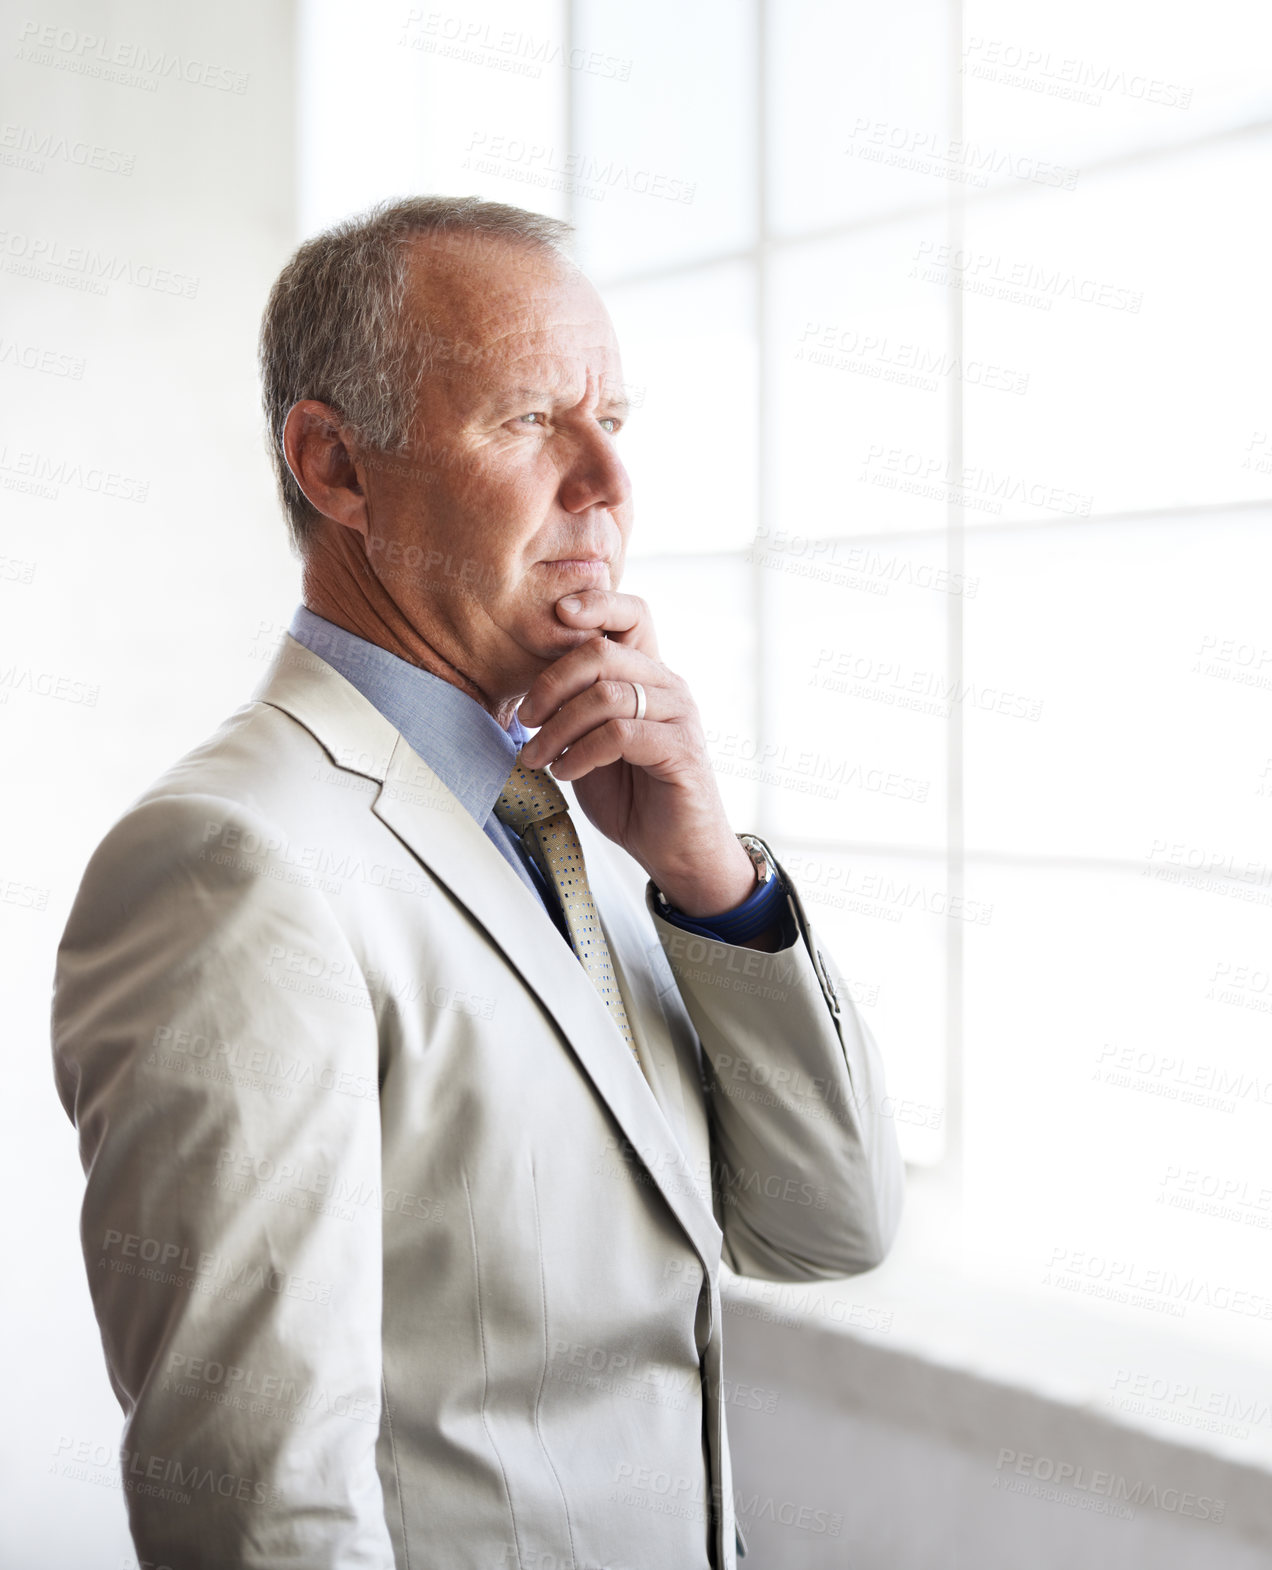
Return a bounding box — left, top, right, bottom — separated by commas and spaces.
301, 524, 522, 730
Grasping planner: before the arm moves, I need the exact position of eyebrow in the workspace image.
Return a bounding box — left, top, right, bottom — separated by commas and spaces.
501, 386, 633, 420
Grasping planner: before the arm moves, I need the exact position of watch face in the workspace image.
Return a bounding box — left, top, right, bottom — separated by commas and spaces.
739, 835, 773, 884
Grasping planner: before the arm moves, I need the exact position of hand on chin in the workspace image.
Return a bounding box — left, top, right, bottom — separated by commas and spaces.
529, 606, 604, 660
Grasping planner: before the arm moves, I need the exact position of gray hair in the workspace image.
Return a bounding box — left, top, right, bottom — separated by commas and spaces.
258, 195, 574, 554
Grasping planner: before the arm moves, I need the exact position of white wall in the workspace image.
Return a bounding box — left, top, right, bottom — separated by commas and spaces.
1, 4, 297, 1564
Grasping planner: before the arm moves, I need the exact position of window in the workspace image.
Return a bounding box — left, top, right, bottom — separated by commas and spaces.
300, 0, 1272, 1372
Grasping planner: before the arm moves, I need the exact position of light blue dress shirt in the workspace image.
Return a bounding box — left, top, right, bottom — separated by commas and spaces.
289, 606, 570, 935
287, 607, 787, 945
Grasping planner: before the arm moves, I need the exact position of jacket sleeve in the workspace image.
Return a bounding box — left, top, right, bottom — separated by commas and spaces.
648, 840, 905, 1282
51, 791, 396, 1569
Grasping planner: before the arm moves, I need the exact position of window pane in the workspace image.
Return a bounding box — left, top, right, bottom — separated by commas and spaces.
963, 511, 1272, 863
770, 223, 953, 541
573, 0, 756, 279
965, 0, 1272, 176
604, 261, 757, 555
300, 0, 568, 232
960, 132, 1272, 520
770, 0, 951, 234
964, 859, 1272, 1364
759, 534, 950, 851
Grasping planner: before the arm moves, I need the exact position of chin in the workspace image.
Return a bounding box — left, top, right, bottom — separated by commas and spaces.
519, 619, 592, 668
549, 621, 599, 651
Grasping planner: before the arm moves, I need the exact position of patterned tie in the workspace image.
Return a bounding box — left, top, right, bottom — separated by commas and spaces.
493, 755, 639, 1065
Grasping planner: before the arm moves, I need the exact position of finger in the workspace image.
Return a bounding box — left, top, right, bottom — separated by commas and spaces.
555, 589, 658, 655
519, 678, 661, 770
546, 717, 693, 784
517, 637, 668, 729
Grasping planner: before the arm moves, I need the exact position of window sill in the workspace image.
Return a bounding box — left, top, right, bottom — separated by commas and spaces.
721, 1166, 1272, 1482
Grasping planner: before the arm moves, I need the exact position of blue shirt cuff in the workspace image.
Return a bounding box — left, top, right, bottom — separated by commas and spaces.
655, 865, 792, 945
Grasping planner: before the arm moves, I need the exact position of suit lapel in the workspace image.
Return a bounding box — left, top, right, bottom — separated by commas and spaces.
373, 735, 722, 1273
253, 637, 723, 1276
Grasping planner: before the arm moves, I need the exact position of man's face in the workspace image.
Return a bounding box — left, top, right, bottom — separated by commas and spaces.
356, 236, 633, 700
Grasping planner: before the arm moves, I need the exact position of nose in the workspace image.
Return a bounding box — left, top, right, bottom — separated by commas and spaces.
558, 422, 632, 516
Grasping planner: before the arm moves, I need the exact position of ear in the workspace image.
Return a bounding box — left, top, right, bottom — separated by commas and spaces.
282, 400, 369, 535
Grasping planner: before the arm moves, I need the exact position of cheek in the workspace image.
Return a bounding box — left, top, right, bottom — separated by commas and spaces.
611, 513, 634, 567
455, 454, 543, 526
388, 448, 560, 603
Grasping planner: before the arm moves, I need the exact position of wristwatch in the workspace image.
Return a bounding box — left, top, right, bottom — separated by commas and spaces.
653, 833, 778, 913
737, 832, 778, 889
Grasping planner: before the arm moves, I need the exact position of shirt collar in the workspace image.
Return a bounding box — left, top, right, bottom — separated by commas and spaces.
287, 606, 530, 828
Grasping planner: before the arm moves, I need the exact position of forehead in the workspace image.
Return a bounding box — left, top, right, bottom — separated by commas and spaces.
403, 235, 622, 391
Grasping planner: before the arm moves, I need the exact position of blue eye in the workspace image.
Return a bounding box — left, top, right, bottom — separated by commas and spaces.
599, 417, 621, 434
519, 412, 546, 425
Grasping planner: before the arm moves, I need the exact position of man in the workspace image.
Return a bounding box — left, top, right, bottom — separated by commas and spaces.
52, 196, 903, 1570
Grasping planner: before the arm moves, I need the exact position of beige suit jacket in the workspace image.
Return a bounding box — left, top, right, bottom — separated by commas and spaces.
51, 634, 904, 1569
